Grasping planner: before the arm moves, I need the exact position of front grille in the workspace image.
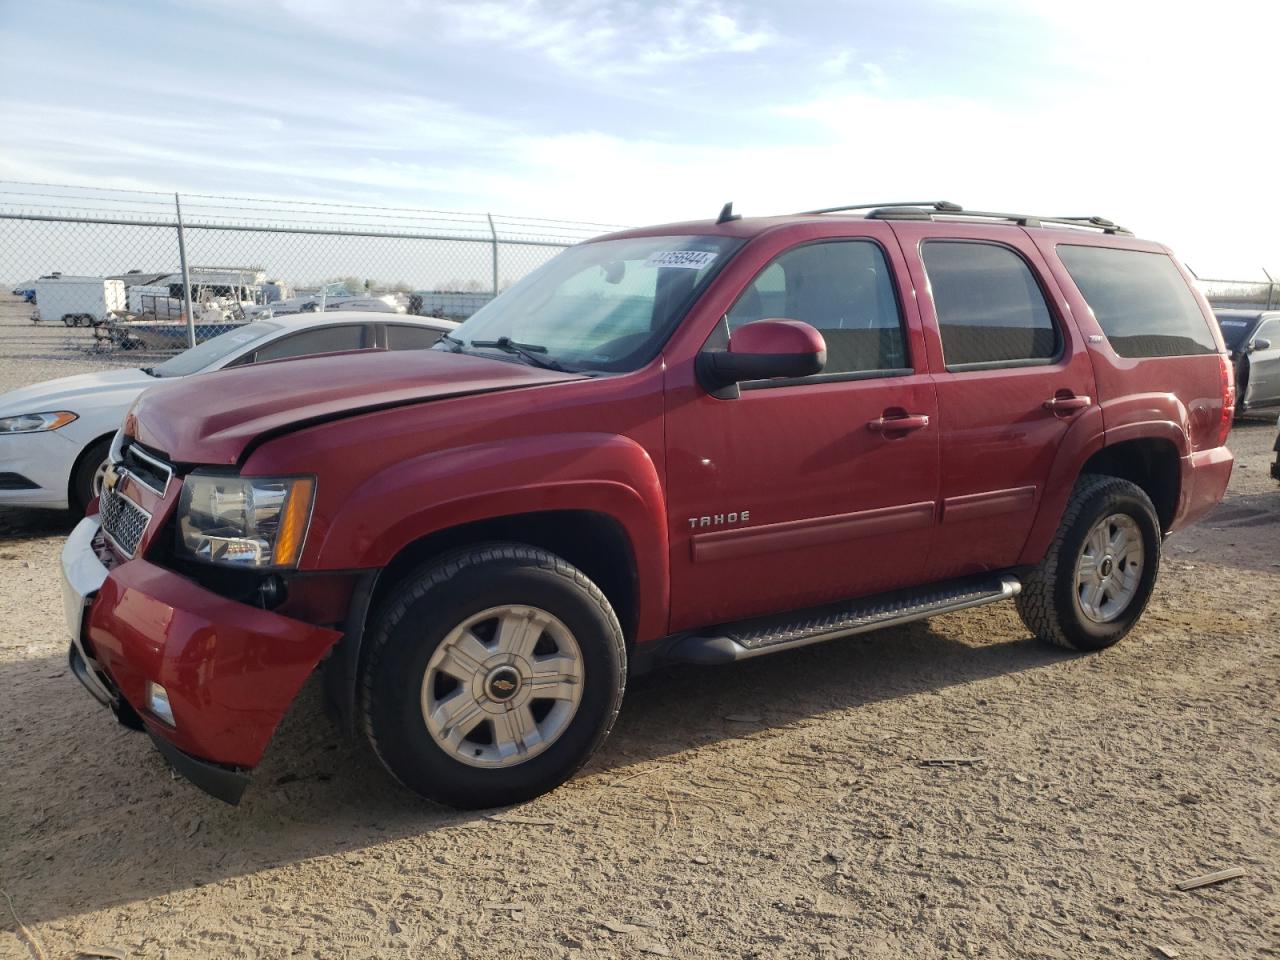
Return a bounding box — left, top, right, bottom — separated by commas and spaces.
100, 486, 151, 558
121, 442, 173, 496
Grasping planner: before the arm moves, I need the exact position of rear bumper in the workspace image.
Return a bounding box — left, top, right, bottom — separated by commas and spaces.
62, 517, 342, 802
1171, 446, 1234, 532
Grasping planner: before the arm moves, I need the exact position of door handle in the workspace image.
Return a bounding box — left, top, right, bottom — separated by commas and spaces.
868, 413, 930, 433
1042, 395, 1091, 413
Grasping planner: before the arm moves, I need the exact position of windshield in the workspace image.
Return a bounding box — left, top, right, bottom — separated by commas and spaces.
439, 234, 740, 372
1215, 315, 1256, 350
148, 321, 282, 377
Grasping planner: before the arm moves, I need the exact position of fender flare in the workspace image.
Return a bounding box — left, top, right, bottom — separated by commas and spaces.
1018, 412, 1188, 566
313, 433, 669, 733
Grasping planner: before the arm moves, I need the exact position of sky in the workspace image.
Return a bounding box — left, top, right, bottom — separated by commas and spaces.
0, 0, 1277, 279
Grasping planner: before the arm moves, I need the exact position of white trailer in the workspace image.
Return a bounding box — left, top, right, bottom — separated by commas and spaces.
32, 277, 126, 326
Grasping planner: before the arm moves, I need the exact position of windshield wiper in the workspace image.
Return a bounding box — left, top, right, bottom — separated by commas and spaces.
470, 337, 568, 372
141, 366, 161, 378
437, 332, 467, 352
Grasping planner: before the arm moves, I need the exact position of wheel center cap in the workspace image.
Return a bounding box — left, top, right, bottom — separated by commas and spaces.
485, 666, 522, 702
1100, 556, 1114, 578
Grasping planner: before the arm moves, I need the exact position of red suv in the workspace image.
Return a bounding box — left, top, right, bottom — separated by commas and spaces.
61, 202, 1235, 808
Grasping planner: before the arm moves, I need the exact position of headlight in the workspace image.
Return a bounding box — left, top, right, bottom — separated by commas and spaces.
0, 411, 78, 433
177, 472, 315, 568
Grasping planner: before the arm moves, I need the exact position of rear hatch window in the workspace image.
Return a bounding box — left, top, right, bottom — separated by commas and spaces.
1057, 245, 1218, 358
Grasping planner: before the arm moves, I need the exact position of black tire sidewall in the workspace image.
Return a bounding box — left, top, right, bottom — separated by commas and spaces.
1052, 485, 1161, 650
365, 556, 624, 808
72, 438, 112, 515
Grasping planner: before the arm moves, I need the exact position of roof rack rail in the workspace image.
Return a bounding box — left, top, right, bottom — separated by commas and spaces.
863, 204, 1132, 235
802, 200, 961, 215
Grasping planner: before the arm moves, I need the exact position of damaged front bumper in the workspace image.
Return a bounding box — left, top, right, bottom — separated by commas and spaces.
61, 517, 342, 804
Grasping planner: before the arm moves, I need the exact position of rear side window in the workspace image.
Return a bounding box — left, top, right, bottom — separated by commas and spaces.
726, 240, 907, 375
386, 324, 446, 350
1057, 245, 1216, 358
254, 324, 368, 362
922, 241, 1058, 368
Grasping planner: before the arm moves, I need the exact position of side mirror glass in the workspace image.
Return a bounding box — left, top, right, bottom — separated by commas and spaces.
697, 319, 827, 398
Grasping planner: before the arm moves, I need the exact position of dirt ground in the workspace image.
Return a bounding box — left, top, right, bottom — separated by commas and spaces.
1, 294, 1277, 960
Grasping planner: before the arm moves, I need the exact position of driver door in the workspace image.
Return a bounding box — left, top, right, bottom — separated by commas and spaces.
664, 235, 940, 632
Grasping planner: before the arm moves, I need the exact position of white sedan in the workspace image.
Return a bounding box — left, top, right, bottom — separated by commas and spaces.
0, 311, 458, 513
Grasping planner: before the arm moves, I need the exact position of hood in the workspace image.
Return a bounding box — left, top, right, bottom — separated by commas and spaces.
0, 368, 154, 416
129, 348, 587, 465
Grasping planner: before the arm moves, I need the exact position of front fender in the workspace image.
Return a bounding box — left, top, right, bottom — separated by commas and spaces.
310, 432, 670, 640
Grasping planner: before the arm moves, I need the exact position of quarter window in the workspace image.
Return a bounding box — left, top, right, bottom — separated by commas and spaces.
1056, 245, 1217, 358
923, 241, 1059, 367
725, 240, 907, 376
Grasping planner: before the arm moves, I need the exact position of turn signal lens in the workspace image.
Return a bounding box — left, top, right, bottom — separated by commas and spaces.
272, 477, 314, 567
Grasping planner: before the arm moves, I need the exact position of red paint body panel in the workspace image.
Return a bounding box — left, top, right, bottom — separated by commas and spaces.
890, 221, 1100, 579
76, 209, 1236, 780
86, 559, 341, 767
128, 349, 586, 465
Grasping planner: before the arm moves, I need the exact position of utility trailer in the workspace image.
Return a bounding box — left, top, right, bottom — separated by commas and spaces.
31, 276, 126, 326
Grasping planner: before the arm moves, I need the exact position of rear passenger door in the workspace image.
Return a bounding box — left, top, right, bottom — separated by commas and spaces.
891, 224, 1097, 580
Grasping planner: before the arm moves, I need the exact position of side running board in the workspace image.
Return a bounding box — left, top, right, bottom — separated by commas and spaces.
667, 574, 1021, 665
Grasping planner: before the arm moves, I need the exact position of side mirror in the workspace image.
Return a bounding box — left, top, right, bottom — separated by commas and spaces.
1250, 338, 1272, 352
697, 319, 827, 398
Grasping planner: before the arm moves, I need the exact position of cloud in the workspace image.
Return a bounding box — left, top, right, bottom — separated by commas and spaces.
211, 0, 776, 78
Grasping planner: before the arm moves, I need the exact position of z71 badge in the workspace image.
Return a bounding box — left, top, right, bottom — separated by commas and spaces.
688, 511, 750, 529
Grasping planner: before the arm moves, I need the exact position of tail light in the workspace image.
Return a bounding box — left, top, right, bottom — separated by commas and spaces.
1216, 353, 1235, 447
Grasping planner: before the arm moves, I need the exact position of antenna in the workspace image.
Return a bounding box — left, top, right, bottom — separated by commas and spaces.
716, 202, 741, 224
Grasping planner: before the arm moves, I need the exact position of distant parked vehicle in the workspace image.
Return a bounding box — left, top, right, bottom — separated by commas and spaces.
245, 282, 408, 318
0, 311, 458, 513
1215, 310, 1280, 417
31, 276, 126, 326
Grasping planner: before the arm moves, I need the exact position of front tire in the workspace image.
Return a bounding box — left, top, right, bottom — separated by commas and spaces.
360, 543, 626, 809
1016, 474, 1161, 651
70, 437, 112, 516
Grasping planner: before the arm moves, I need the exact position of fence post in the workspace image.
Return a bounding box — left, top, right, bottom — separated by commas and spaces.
174, 193, 196, 348
486, 213, 499, 296
1263, 269, 1276, 310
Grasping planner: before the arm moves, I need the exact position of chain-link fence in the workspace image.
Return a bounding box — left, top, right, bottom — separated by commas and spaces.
1198, 274, 1278, 311
1, 181, 626, 353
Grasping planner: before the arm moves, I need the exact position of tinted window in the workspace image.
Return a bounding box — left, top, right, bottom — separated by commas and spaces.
726, 240, 906, 375
386, 324, 446, 350
1058, 246, 1216, 358
923, 241, 1058, 367
254, 325, 367, 362
1254, 318, 1279, 344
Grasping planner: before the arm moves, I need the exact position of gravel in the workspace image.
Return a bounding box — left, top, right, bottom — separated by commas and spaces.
1, 293, 1277, 959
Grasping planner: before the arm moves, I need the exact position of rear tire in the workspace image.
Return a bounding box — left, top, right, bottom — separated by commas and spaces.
70, 437, 112, 516
360, 543, 626, 809
1016, 474, 1161, 651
